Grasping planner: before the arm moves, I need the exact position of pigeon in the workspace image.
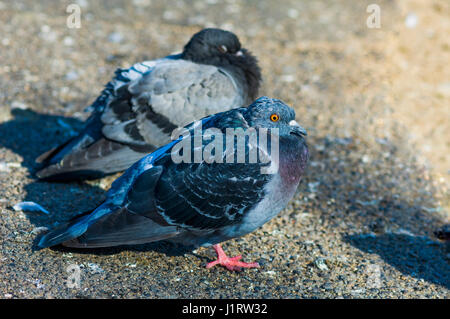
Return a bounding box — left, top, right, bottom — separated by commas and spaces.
37, 97, 309, 271
35, 28, 262, 181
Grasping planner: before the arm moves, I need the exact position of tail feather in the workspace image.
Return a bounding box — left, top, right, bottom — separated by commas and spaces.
35, 136, 153, 182
38, 214, 91, 248
38, 207, 180, 249
34, 111, 153, 181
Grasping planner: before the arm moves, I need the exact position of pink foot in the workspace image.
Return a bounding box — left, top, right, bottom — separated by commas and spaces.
206, 244, 260, 271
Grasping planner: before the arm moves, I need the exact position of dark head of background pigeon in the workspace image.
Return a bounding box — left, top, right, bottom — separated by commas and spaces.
37, 96, 309, 271
35, 28, 262, 182
181, 28, 261, 98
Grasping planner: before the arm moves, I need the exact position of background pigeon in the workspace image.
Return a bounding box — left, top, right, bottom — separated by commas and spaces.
37, 97, 309, 271
35, 28, 262, 181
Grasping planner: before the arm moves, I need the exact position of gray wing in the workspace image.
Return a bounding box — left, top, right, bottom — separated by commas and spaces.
34, 59, 167, 181
100, 59, 244, 148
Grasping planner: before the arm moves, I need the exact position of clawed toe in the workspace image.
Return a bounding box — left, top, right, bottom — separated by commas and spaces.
206, 244, 260, 272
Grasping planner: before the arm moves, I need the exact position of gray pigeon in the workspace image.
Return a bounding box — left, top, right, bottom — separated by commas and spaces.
35, 28, 261, 181
37, 97, 308, 271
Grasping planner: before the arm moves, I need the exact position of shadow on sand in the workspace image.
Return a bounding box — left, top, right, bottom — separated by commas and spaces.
345, 233, 449, 289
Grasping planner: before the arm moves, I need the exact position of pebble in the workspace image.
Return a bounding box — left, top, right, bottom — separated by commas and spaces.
65, 71, 79, 81
39, 25, 58, 42
280, 74, 296, 83
405, 13, 418, 29
308, 182, 320, 193
287, 9, 299, 19
63, 36, 75, 46
108, 32, 124, 43
75, 0, 89, 8
0, 162, 10, 172
132, 0, 151, 7
314, 258, 329, 271
264, 271, 277, 277
87, 263, 104, 274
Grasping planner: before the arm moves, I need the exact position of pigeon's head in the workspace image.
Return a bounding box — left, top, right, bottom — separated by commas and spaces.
182, 28, 243, 60
182, 28, 261, 101
244, 97, 307, 138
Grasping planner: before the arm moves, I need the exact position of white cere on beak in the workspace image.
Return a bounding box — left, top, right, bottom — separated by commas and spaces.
289, 120, 300, 127
235, 50, 244, 57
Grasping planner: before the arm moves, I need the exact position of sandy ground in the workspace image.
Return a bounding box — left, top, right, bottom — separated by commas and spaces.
0, 0, 448, 298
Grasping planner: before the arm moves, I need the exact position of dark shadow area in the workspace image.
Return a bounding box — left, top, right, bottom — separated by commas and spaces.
0, 108, 106, 230
345, 233, 449, 289
0, 108, 85, 174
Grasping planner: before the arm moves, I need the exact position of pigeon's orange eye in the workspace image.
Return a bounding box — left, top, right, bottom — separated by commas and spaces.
270, 114, 279, 122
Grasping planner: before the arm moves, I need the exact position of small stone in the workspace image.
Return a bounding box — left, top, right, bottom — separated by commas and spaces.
41, 25, 51, 33
280, 74, 295, 83
308, 181, 320, 193
362, 155, 371, 163
63, 36, 75, 46
65, 71, 79, 81
264, 270, 276, 276
351, 288, 366, 295
40, 25, 58, 42
87, 263, 104, 274
405, 13, 418, 28
76, 0, 89, 8
287, 9, 299, 19
314, 258, 329, 271
108, 32, 124, 43
0, 162, 10, 172
132, 0, 151, 7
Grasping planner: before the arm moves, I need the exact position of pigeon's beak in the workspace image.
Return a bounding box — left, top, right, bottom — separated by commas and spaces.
289, 120, 307, 137
234, 50, 244, 57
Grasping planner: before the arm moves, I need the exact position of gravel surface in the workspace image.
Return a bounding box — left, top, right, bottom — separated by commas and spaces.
0, 0, 449, 298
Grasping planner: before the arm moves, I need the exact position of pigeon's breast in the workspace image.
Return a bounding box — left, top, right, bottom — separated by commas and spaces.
220, 136, 308, 239
221, 174, 296, 239
278, 137, 309, 187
